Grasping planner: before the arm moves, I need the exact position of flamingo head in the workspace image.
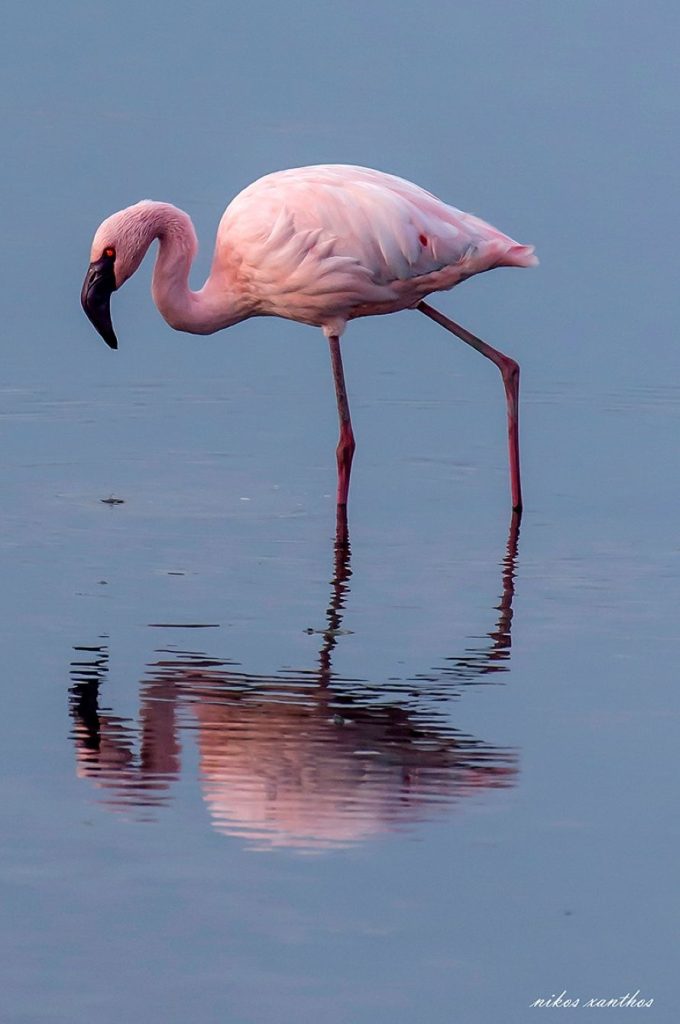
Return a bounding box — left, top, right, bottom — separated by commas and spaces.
81, 203, 157, 350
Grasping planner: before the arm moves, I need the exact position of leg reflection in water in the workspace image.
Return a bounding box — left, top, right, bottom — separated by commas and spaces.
69, 512, 520, 851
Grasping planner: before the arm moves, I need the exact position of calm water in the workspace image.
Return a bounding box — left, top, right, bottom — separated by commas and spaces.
1, 2, 679, 1021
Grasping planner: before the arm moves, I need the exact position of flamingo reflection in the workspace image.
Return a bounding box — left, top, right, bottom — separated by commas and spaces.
69, 512, 520, 851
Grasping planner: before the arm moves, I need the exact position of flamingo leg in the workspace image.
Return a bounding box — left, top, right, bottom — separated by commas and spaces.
417, 301, 523, 513
328, 335, 356, 509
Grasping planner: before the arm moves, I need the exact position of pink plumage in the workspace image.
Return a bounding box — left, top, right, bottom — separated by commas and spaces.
82, 164, 537, 523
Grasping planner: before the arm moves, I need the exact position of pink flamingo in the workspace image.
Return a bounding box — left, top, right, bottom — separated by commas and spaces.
82, 165, 537, 513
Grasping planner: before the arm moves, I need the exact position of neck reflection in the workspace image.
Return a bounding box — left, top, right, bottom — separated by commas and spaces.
69, 512, 521, 851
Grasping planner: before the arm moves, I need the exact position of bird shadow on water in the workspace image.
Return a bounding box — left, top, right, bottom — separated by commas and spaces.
68, 511, 522, 853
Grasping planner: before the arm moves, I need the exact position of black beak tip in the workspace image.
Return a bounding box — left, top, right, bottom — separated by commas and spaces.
81, 253, 118, 351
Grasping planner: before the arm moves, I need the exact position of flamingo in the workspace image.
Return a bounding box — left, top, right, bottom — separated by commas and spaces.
81, 164, 537, 514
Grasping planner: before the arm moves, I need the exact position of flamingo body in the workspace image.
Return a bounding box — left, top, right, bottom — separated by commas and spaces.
215, 165, 537, 336
82, 164, 537, 515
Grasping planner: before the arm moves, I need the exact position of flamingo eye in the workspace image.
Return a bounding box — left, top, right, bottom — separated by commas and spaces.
103, 247, 115, 259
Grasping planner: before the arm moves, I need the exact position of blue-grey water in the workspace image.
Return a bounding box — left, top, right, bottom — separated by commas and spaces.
1, 2, 679, 1021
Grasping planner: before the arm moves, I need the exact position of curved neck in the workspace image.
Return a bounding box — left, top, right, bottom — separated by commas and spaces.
138, 203, 249, 335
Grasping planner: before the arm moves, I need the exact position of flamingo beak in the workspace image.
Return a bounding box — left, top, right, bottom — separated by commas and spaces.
81, 253, 118, 350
